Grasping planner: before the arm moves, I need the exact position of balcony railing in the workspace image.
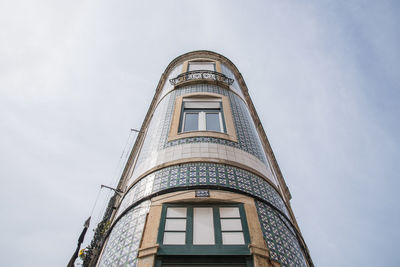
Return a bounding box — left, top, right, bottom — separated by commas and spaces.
169, 70, 234, 86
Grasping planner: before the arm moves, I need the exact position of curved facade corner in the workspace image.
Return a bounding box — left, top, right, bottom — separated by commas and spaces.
93, 51, 313, 267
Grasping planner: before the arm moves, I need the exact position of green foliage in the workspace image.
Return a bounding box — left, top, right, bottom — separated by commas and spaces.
82, 195, 116, 267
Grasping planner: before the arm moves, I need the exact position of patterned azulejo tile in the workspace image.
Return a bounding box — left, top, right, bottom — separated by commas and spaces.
100, 162, 299, 267
255, 200, 307, 267
134, 84, 269, 171
97, 201, 150, 267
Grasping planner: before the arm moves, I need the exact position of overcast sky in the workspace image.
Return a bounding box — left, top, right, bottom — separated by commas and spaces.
0, 1, 399, 266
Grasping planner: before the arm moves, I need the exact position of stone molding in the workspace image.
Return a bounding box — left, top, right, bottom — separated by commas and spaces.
137, 245, 159, 258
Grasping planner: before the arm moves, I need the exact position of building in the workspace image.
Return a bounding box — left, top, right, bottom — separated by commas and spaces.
90, 51, 313, 267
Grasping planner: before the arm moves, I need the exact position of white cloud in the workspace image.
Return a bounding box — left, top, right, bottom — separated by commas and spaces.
0, 1, 399, 266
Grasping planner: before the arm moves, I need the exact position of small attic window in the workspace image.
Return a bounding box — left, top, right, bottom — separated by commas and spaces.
188, 61, 216, 72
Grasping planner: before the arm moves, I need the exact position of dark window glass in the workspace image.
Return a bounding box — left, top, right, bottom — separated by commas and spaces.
161, 256, 249, 267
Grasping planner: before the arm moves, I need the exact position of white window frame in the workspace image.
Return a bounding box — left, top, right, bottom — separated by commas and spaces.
180, 99, 224, 133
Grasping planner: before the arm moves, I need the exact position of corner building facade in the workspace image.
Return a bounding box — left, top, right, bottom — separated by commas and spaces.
96, 51, 313, 267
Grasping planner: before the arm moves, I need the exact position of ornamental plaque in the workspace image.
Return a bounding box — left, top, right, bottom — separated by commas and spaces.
195, 190, 210, 197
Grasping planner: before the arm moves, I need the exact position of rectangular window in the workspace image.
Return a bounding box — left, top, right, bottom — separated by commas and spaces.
180, 100, 224, 133
168, 93, 238, 143
188, 62, 215, 72
158, 204, 250, 255
163, 207, 187, 245
220, 207, 244, 245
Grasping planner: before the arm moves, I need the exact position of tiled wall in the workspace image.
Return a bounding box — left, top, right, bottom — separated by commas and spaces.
159, 61, 244, 99
126, 142, 275, 188
256, 201, 307, 267
119, 163, 288, 219
162, 85, 266, 159
128, 84, 275, 186
104, 163, 304, 267
220, 62, 245, 98
97, 60, 309, 267
159, 63, 183, 99
97, 201, 150, 267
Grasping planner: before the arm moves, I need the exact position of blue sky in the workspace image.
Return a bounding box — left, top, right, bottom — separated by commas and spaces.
0, 1, 399, 266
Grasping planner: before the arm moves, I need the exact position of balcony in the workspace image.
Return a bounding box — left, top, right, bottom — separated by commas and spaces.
169, 70, 234, 87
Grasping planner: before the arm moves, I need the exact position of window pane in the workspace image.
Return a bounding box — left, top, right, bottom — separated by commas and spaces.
188, 62, 215, 71
167, 207, 187, 218
221, 219, 242, 231
183, 113, 199, 132
222, 232, 245, 245
219, 207, 240, 218
206, 113, 221, 132
163, 232, 186, 245
193, 208, 215, 245
165, 219, 186, 231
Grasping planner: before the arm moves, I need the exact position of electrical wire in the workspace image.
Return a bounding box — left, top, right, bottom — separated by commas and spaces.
89, 187, 102, 217
107, 129, 134, 186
